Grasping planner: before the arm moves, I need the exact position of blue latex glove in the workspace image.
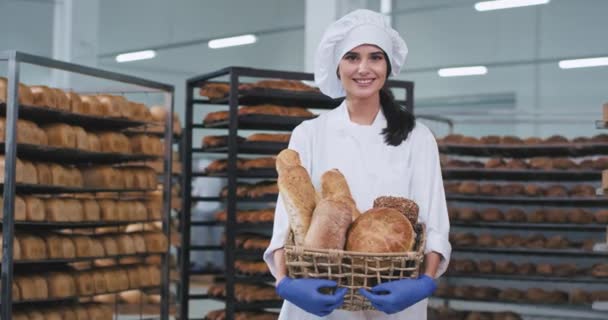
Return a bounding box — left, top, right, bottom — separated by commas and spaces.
358, 275, 437, 314
276, 277, 347, 317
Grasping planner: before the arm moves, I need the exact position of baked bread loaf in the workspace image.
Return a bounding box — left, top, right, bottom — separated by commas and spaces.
321, 169, 360, 221
80, 95, 103, 116
18, 234, 47, 260
457, 208, 479, 221
130, 134, 163, 156
43, 123, 76, 148
276, 149, 316, 246
0, 78, 34, 105
239, 79, 317, 92
247, 133, 292, 143
203, 110, 229, 124
98, 132, 131, 154
29, 85, 57, 108
49, 88, 68, 110
143, 232, 168, 253
346, 207, 415, 252
47, 272, 76, 298
82, 166, 123, 189
303, 198, 351, 249
96, 95, 123, 117
0, 195, 26, 221
480, 208, 503, 221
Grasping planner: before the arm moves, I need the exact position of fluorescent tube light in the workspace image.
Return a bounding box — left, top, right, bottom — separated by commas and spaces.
208, 34, 257, 49
115, 50, 156, 63
438, 66, 488, 77
475, 0, 550, 11
559, 57, 608, 69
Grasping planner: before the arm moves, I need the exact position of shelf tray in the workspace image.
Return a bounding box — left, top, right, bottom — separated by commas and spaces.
439, 143, 608, 158
196, 141, 287, 155
0, 102, 151, 130
443, 168, 602, 181
200, 114, 314, 131
446, 194, 608, 206
451, 221, 606, 231
452, 246, 608, 257
206, 86, 339, 109
0, 143, 160, 164
0, 183, 156, 195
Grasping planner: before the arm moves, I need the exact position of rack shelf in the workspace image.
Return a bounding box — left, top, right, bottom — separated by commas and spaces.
0, 143, 160, 164
197, 85, 338, 109
5, 219, 162, 229
439, 143, 608, 158
452, 246, 608, 257
0, 103, 151, 130
198, 114, 313, 131
0, 183, 156, 195
193, 168, 277, 179
450, 221, 606, 231
446, 194, 608, 206
194, 141, 286, 155
443, 168, 602, 181
444, 273, 608, 283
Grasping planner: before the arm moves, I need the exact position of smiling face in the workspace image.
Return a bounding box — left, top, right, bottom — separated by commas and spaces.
337, 44, 388, 100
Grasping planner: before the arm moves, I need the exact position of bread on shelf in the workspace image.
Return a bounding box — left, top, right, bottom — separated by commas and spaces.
0, 78, 34, 105
47, 272, 76, 298
82, 166, 124, 189
98, 132, 131, 154
130, 134, 163, 156
29, 85, 57, 108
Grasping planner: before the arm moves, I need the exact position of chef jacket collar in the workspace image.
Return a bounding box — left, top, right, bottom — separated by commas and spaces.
332, 100, 387, 133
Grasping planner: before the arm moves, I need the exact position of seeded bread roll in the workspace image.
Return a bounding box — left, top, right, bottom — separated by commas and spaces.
373, 196, 419, 226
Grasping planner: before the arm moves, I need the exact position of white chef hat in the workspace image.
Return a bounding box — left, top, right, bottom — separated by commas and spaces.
314, 9, 408, 98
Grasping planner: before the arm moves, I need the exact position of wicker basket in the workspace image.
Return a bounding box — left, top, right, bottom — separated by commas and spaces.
284, 224, 426, 311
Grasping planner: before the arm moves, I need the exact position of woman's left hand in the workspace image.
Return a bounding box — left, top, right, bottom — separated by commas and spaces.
358, 275, 437, 314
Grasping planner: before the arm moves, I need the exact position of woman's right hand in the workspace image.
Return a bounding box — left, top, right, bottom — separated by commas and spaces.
276, 277, 347, 317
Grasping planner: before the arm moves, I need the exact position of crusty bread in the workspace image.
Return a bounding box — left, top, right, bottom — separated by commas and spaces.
277, 163, 316, 246
275, 149, 301, 174
346, 207, 415, 252
303, 198, 352, 249
320, 169, 360, 221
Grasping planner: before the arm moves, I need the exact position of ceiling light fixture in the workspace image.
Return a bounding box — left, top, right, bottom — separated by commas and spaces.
559, 57, 608, 69
208, 34, 257, 49
115, 50, 156, 63
438, 66, 488, 77
474, 0, 550, 12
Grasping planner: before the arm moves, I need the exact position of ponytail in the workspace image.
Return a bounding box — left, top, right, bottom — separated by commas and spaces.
380, 53, 416, 146
379, 87, 415, 146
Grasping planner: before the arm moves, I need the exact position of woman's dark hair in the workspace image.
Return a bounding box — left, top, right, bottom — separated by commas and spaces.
337, 51, 416, 146
379, 52, 416, 146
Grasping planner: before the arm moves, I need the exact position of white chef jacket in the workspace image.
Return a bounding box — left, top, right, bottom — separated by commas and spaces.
263, 101, 451, 320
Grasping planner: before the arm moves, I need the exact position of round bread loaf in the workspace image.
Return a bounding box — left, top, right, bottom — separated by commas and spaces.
457, 208, 479, 221
373, 196, 419, 226
345, 207, 415, 252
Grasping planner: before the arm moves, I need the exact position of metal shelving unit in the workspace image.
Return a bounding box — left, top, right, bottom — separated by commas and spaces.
442, 122, 608, 318
182, 66, 414, 320
0, 51, 175, 320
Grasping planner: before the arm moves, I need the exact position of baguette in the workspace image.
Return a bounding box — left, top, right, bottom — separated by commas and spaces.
304, 198, 351, 249
276, 149, 316, 246
320, 169, 360, 220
